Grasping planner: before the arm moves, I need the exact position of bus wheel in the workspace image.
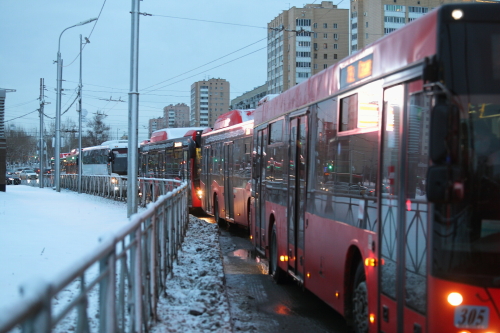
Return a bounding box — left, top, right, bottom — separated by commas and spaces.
247, 207, 252, 235
214, 197, 221, 222
214, 197, 227, 229
270, 225, 286, 284
352, 263, 368, 333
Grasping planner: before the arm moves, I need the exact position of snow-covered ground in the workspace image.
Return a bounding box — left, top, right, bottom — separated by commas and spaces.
151, 215, 232, 333
0, 185, 231, 332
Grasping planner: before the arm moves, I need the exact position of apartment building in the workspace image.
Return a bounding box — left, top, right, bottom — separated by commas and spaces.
230, 84, 267, 110
190, 78, 230, 127
267, 1, 349, 94
163, 103, 190, 128
148, 117, 167, 139
351, 0, 500, 53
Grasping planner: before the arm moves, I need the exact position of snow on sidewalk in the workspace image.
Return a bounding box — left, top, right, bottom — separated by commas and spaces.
151, 215, 232, 333
1, 186, 232, 332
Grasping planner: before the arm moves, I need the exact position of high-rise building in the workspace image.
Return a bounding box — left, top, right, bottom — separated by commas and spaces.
267, 1, 349, 94
148, 117, 167, 139
190, 78, 230, 127
0, 88, 15, 192
163, 103, 190, 128
350, 0, 500, 53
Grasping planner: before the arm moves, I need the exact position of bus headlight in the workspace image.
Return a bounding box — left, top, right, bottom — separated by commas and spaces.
111, 177, 117, 184
197, 188, 203, 199
447, 292, 463, 306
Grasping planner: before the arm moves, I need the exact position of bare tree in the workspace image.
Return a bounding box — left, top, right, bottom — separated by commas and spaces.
61, 118, 78, 152
85, 112, 110, 147
6, 125, 37, 166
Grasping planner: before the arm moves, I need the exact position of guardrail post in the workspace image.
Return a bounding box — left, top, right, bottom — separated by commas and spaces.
76, 274, 90, 333
150, 212, 158, 320
130, 228, 143, 332
19, 284, 52, 333
99, 250, 116, 333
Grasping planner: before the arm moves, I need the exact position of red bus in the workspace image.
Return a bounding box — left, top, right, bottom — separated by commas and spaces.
200, 109, 254, 227
139, 127, 207, 210
251, 4, 500, 333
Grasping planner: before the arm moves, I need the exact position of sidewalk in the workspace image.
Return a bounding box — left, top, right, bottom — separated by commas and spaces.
0, 185, 232, 332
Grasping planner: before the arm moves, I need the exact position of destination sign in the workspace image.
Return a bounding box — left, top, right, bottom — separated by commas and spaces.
340, 54, 373, 89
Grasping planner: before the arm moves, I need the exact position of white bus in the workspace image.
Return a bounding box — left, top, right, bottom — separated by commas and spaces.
81, 140, 128, 176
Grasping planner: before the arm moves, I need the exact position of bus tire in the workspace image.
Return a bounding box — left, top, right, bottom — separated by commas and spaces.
352, 262, 368, 333
270, 225, 286, 284
247, 205, 252, 234
214, 196, 227, 229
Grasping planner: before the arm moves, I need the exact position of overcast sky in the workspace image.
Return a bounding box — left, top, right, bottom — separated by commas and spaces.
1, 0, 349, 143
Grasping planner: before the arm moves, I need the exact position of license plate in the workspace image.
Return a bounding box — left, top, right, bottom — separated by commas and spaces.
454, 305, 489, 328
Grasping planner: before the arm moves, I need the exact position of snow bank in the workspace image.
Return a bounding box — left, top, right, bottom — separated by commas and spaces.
151, 215, 232, 333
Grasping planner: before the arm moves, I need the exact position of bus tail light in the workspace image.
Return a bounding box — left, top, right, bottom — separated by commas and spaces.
196, 188, 203, 199
447, 292, 463, 306
365, 258, 378, 267
279, 255, 288, 262
369, 313, 375, 324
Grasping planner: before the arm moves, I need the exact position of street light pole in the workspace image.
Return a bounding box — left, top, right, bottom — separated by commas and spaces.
39, 78, 45, 189
78, 34, 84, 194
55, 17, 97, 192
128, 0, 140, 217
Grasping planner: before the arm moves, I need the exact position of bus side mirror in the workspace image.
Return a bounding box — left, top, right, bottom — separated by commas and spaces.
426, 165, 463, 203
429, 104, 459, 164
108, 152, 113, 162
429, 104, 448, 163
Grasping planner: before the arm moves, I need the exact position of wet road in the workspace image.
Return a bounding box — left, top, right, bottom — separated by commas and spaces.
198, 215, 349, 333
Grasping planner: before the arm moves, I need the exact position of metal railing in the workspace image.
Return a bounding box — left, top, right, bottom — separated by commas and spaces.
25, 175, 181, 207
0, 182, 189, 333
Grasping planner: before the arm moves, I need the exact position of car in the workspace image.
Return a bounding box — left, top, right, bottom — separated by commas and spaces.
15, 167, 32, 175
5, 172, 21, 185
19, 169, 38, 180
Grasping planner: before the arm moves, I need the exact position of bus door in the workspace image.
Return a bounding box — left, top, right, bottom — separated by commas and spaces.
287, 115, 308, 280
379, 80, 428, 333
202, 145, 211, 213
254, 128, 268, 252
182, 149, 188, 181
224, 142, 234, 220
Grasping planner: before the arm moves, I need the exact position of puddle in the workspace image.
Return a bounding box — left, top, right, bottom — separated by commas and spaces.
227, 248, 268, 275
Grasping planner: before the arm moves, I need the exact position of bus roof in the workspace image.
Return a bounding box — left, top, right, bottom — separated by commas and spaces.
212, 109, 254, 131
254, 7, 438, 125
150, 127, 207, 143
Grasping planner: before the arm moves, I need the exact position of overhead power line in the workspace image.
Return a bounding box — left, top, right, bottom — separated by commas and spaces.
151, 14, 267, 30
5, 110, 40, 122
143, 46, 267, 94
63, 0, 107, 68
141, 37, 267, 93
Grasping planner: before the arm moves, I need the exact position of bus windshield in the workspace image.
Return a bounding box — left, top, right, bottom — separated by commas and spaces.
433, 102, 500, 288
432, 21, 500, 288
111, 148, 127, 175
446, 23, 500, 95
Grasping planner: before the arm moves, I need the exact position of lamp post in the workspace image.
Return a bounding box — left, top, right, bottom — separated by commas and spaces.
55, 17, 97, 192
128, 0, 140, 217
77, 34, 90, 194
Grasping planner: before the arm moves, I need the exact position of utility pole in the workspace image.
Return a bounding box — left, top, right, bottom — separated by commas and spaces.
39, 78, 45, 188
78, 34, 84, 194
128, 0, 140, 218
